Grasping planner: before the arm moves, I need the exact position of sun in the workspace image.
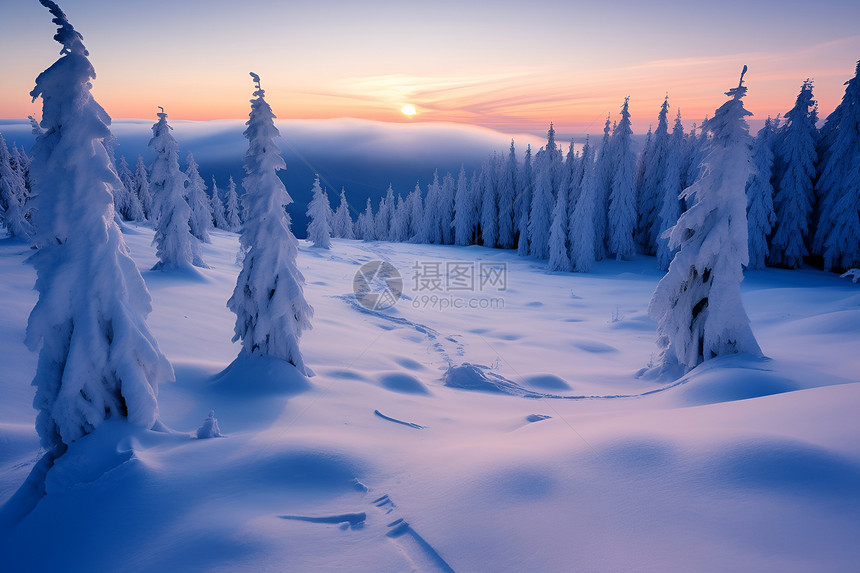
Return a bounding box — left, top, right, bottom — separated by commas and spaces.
400, 104, 417, 117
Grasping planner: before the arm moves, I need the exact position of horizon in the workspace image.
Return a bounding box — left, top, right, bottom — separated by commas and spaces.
2, 0, 859, 136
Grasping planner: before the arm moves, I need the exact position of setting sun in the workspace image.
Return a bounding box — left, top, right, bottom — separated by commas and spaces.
400, 103, 417, 117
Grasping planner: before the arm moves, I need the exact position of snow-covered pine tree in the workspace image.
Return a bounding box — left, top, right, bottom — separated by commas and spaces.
497, 140, 518, 248
480, 155, 499, 248
637, 97, 672, 254
406, 182, 424, 241
608, 97, 637, 260
227, 73, 313, 375
593, 116, 613, 260
529, 124, 561, 259
224, 175, 241, 232
440, 172, 456, 244
359, 197, 375, 241
745, 116, 779, 270
149, 109, 206, 269
547, 159, 571, 272
133, 155, 153, 220
422, 171, 444, 244
375, 185, 395, 241
813, 61, 860, 271
389, 193, 409, 242
331, 188, 354, 239
655, 110, 686, 271
768, 80, 817, 268
210, 176, 228, 229
648, 67, 761, 373
26, 0, 172, 455
569, 140, 598, 273
184, 151, 213, 243
453, 165, 476, 246
305, 175, 332, 248
110, 154, 133, 221
116, 156, 145, 221
516, 144, 533, 255
0, 133, 32, 239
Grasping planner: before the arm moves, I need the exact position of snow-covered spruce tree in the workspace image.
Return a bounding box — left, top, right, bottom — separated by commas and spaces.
405, 182, 424, 241
210, 176, 228, 229
813, 61, 860, 271
149, 109, 206, 270
497, 140, 518, 248
656, 110, 686, 271
440, 172, 456, 244
745, 116, 779, 270
648, 67, 761, 373
480, 155, 499, 247
547, 161, 571, 272
228, 73, 313, 375
224, 175, 241, 232
133, 154, 153, 220
184, 152, 213, 243
592, 116, 613, 260
453, 165, 476, 246
0, 133, 32, 239
305, 175, 332, 248
516, 144, 533, 255
359, 197, 375, 241
637, 97, 672, 254
25, 0, 172, 456
422, 171, 444, 244
608, 97, 637, 260
375, 184, 395, 241
768, 80, 817, 268
389, 193, 408, 242
569, 139, 598, 273
117, 156, 145, 221
331, 187, 354, 239
529, 124, 561, 259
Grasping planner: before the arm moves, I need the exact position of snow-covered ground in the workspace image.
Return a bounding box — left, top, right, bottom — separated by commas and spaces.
1, 225, 859, 572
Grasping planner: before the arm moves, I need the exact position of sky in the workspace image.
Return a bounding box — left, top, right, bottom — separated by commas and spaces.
1, 0, 859, 137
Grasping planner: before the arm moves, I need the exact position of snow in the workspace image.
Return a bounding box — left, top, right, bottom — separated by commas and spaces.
1, 224, 859, 571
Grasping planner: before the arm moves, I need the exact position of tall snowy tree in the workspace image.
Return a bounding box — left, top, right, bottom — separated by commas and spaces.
359, 197, 375, 241
768, 80, 817, 268
389, 193, 409, 242
133, 155, 153, 220
813, 62, 860, 271
224, 175, 241, 232
608, 97, 637, 260
405, 182, 424, 241
648, 67, 761, 373
637, 97, 672, 254
547, 161, 571, 272
656, 110, 686, 271
453, 165, 477, 246
569, 140, 598, 273
422, 171, 444, 244
592, 116, 613, 260
745, 116, 779, 270
184, 151, 213, 243
25, 0, 172, 456
516, 145, 533, 255
227, 73, 313, 375
375, 185, 395, 241
0, 133, 32, 239
210, 176, 228, 229
116, 156, 145, 221
331, 188, 354, 239
529, 124, 561, 259
480, 155, 499, 248
440, 172, 456, 245
149, 109, 206, 270
497, 140, 518, 248
305, 175, 332, 248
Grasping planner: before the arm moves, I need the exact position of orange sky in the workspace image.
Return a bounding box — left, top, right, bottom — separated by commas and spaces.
2, 1, 859, 136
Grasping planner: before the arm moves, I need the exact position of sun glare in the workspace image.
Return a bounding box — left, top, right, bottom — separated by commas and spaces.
400, 104, 417, 117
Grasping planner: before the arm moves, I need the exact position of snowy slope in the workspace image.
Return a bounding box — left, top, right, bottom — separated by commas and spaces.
1, 226, 859, 572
